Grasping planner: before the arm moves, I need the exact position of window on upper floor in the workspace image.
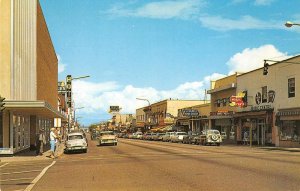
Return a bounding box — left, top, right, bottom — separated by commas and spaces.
262, 86, 267, 103
288, 78, 295, 98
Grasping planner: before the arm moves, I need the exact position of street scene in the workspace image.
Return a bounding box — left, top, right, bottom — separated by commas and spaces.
1, 135, 300, 191
1, 0, 300, 191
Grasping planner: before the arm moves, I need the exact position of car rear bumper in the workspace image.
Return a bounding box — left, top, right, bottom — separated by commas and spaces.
65, 146, 87, 151
99, 139, 118, 144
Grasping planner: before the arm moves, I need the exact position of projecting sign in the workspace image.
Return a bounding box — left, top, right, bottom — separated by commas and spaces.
182, 109, 199, 117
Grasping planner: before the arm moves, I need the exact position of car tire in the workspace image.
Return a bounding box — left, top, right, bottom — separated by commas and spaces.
83, 149, 87, 153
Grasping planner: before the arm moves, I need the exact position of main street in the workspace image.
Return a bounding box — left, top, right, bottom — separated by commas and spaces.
2, 136, 300, 191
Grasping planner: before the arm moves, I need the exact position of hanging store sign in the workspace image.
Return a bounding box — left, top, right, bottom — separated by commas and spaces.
229, 91, 247, 107
182, 109, 199, 117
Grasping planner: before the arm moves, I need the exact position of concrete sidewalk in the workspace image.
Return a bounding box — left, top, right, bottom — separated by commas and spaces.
0, 143, 65, 163
259, 146, 300, 152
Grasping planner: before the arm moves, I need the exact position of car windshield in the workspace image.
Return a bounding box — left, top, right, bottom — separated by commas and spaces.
207, 130, 220, 135
68, 135, 83, 140
100, 131, 114, 136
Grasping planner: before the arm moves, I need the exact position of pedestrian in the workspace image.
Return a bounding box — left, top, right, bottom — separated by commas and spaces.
243, 131, 249, 145
48, 127, 57, 159
38, 129, 46, 155
54, 127, 62, 158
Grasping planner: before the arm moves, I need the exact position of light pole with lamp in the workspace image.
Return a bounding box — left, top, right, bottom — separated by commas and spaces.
285, 21, 300, 28
136, 98, 151, 131
74, 107, 84, 127
66, 75, 90, 132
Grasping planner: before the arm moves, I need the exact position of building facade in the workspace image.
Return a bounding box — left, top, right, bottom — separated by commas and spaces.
207, 74, 238, 143
236, 55, 300, 147
176, 103, 211, 133
136, 99, 207, 132
0, 0, 65, 154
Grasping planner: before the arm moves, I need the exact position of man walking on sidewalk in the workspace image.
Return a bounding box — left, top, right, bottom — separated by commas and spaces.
37, 129, 46, 155
48, 127, 57, 159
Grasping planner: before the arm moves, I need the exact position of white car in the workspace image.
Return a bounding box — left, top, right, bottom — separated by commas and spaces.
98, 131, 118, 146
170, 132, 188, 143
197, 129, 222, 146
65, 132, 88, 153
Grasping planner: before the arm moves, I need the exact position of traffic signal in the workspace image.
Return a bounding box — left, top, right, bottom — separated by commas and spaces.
0, 96, 5, 112
263, 60, 269, 75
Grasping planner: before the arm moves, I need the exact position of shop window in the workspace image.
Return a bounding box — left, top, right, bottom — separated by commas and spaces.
288, 78, 295, 98
280, 120, 300, 142
262, 86, 267, 103
222, 98, 227, 107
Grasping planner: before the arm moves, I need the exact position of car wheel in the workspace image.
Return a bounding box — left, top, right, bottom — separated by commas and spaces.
217, 143, 220, 146
83, 149, 87, 153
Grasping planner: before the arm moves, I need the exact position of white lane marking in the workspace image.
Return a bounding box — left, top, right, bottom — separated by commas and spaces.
0, 163, 9, 168
24, 161, 56, 191
2, 169, 41, 175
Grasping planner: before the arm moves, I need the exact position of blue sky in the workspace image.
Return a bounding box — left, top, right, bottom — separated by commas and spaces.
40, 0, 300, 125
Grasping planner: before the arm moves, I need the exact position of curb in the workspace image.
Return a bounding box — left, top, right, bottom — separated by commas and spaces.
0, 144, 65, 163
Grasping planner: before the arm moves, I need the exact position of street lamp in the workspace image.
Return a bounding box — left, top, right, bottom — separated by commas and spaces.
72, 75, 90, 80
136, 98, 151, 131
136, 98, 150, 106
66, 75, 90, 132
285, 21, 300, 28
74, 107, 84, 124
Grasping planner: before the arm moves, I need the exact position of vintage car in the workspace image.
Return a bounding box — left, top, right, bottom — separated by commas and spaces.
170, 132, 188, 143
195, 129, 222, 146
98, 131, 118, 146
182, 132, 200, 144
65, 132, 88, 153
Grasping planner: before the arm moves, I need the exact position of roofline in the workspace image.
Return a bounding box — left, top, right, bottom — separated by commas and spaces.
237, 54, 300, 77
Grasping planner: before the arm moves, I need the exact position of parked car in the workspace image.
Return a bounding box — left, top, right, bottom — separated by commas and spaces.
183, 132, 200, 144
196, 129, 222, 146
98, 131, 118, 146
65, 132, 88, 153
170, 132, 188, 143
152, 133, 165, 141
143, 132, 155, 140
162, 132, 175, 142
135, 132, 143, 139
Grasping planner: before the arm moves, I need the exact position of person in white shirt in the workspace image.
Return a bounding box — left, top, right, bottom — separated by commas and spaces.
49, 127, 57, 159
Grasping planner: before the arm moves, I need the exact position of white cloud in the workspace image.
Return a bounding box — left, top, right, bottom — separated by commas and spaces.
72, 73, 224, 116
254, 0, 275, 6
106, 0, 204, 19
57, 54, 66, 73
226, 44, 289, 74
199, 15, 282, 31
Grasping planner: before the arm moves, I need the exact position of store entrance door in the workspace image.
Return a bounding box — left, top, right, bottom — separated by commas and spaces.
257, 119, 266, 146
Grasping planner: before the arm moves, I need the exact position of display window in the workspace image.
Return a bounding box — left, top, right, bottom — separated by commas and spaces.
280, 120, 300, 142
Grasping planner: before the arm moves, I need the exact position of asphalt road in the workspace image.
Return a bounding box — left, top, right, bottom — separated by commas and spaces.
24, 137, 300, 191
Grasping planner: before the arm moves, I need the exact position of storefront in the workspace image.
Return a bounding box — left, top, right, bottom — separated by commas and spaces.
276, 108, 300, 148
0, 101, 66, 155
235, 109, 274, 146
210, 111, 235, 143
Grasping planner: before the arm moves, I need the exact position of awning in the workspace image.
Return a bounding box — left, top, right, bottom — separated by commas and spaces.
234, 110, 267, 118
3, 100, 67, 120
